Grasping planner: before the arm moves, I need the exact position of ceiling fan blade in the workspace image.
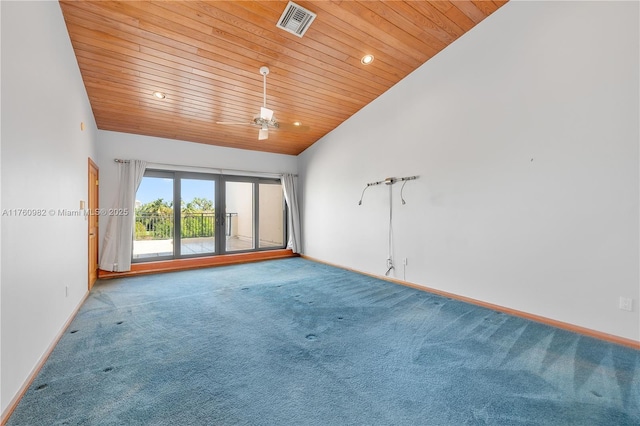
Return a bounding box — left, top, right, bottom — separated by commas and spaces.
258, 128, 269, 140
260, 107, 274, 121
216, 121, 254, 126
278, 123, 310, 132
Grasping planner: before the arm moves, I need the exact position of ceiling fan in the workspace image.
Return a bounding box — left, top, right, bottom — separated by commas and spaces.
217, 66, 281, 141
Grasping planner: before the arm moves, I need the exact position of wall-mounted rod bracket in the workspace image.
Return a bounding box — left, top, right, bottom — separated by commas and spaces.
358, 175, 418, 205
356, 175, 419, 277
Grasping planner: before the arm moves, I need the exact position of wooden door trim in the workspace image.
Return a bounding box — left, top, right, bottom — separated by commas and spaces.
88, 158, 99, 290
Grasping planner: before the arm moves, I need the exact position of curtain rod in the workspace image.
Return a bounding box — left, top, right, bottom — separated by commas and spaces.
113, 158, 297, 177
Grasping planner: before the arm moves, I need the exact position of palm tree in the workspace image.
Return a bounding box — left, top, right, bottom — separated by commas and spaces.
135, 198, 173, 239
182, 197, 214, 238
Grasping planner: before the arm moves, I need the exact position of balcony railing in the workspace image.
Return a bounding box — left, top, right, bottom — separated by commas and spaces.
134, 212, 216, 240
133, 211, 281, 259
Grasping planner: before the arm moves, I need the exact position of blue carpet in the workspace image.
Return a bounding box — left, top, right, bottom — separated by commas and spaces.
7, 258, 640, 425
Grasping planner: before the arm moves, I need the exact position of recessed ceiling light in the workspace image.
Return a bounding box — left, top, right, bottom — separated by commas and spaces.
152, 91, 166, 99
293, 121, 302, 126
361, 54, 374, 65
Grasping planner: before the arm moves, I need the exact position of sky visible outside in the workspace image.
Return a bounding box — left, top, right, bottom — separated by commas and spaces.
136, 177, 215, 206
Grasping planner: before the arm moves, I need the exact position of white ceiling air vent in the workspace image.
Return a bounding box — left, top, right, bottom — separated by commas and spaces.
276, 1, 317, 38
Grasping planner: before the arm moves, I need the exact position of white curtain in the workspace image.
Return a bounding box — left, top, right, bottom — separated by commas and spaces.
281, 173, 301, 254
99, 160, 147, 272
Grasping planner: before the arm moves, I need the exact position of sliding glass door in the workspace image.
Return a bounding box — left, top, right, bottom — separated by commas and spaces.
259, 182, 285, 249
133, 170, 285, 262
224, 178, 286, 252
180, 177, 216, 256
225, 181, 254, 252
133, 171, 174, 260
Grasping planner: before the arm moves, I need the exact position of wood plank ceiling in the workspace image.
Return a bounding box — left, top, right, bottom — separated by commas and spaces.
59, 1, 507, 156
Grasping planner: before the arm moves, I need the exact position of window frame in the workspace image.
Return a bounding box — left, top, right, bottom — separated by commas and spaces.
132, 170, 287, 263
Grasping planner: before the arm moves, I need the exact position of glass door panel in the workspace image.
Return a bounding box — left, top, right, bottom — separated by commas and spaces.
133, 175, 174, 260
180, 178, 216, 256
225, 181, 254, 252
259, 183, 284, 248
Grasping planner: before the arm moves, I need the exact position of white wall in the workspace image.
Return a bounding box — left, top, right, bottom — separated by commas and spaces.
298, 1, 640, 341
1, 1, 98, 414
96, 130, 297, 250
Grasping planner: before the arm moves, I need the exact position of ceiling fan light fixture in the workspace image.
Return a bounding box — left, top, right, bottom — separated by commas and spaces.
219, 65, 279, 141
260, 106, 274, 121
361, 54, 374, 65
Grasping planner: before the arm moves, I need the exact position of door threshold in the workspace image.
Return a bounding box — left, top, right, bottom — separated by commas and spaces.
98, 249, 297, 279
